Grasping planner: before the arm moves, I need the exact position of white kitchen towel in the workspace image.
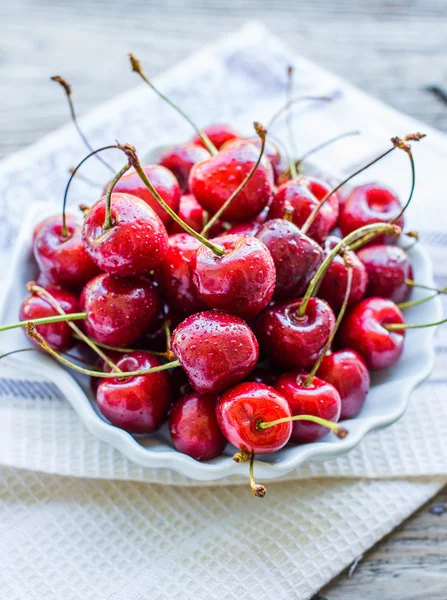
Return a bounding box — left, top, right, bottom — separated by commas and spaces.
0, 21, 446, 600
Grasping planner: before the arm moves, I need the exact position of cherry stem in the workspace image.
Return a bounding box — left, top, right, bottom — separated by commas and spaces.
0, 313, 87, 333
267, 92, 337, 130
71, 333, 169, 358
397, 285, 447, 310
116, 142, 225, 257
257, 415, 348, 439
406, 280, 445, 292
384, 317, 447, 331
286, 66, 298, 179
26, 323, 180, 378
129, 54, 218, 156
200, 122, 267, 237
51, 76, 115, 173
298, 222, 400, 317
295, 130, 360, 168
0, 347, 101, 370
304, 259, 353, 386
68, 168, 103, 188
104, 163, 130, 231
249, 453, 267, 498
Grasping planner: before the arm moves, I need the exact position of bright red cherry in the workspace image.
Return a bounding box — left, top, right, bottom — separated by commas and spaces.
170, 392, 226, 460
339, 183, 404, 244
317, 349, 370, 419
256, 297, 336, 370
96, 351, 172, 434
107, 165, 180, 227
154, 233, 206, 314
19, 286, 79, 351
357, 244, 413, 303
256, 218, 324, 299
33, 215, 100, 290
318, 236, 368, 311
80, 273, 161, 347
216, 382, 292, 454
189, 142, 274, 222
275, 372, 341, 443
170, 310, 259, 393
82, 193, 169, 277
170, 194, 224, 237
338, 297, 405, 370
191, 124, 240, 150
190, 234, 276, 319
220, 137, 285, 183
158, 144, 211, 193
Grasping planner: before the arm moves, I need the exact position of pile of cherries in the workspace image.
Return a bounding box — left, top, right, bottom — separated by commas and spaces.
3, 61, 437, 496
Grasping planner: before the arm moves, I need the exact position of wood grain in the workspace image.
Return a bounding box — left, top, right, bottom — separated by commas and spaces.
1, 1, 447, 598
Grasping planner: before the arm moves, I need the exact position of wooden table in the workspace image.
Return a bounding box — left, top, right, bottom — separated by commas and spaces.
1, 1, 446, 596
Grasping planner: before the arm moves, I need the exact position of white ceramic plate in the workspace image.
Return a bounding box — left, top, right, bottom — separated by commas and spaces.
0, 200, 441, 481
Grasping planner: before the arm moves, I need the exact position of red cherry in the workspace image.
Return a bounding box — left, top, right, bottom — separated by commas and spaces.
170, 194, 224, 237
96, 351, 172, 434
19, 286, 79, 351
170, 310, 259, 393
317, 349, 370, 419
216, 382, 292, 454
33, 215, 100, 290
158, 144, 211, 193
222, 221, 260, 237
275, 372, 341, 443
357, 244, 413, 303
318, 236, 368, 311
82, 193, 169, 277
256, 218, 324, 299
107, 165, 180, 227
220, 137, 285, 183
190, 234, 276, 319
191, 124, 240, 150
154, 233, 206, 314
338, 297, 405, 370
170, 392, 226, 460
339, 183, 404, 244
80, 273, 161, 347
256, 297, 336, 370
189, 143, 274, 222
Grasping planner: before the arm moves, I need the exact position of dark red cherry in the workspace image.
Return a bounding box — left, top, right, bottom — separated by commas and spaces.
191, 124, 240, 150
189, 142, 274, 222
170, 392, 226, 460
339, 183, 404, 244
275, 372, 341, 443
318, 236, 368, 311
256, 218, 324, 299
357, 244, 413, 303
82, 193, 169, 277
80, 273, 161, 347
158, 144, 211, 193
170, 194, 224, 237
170, 310, 259, 393
154, 233, 206, 314
216, 382, 292, 453
338, 297, 405, 370
190, 234, 276, 319
33, 215, 100, 290
220, 137, 285, 183
19, 286, 79, 351
96, 351, 172, 434
107, 165, 180, 227
256, 297, 336, 370
317, 349, 370, 419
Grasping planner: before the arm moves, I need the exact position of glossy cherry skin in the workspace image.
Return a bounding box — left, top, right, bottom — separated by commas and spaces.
220, 137, 285, 183
19, 286, 79, 351
338, 297, 405, 370
80, 273, 161, 347
154, 233, 206, 314
158, 144, 211, 193
33, 215, 100, 290
107, 165, 180, 227
170, 392, 226, 460
170, 194, 224, 237
318, 236, 368, 311
190, 234, 276, 319
276, 372, 341, 444
96, 351, 172, 434
317, 349, 370, 419
189, 143, 274, 222
256, 297, 336, 370
191, 124, 240, 150
82, 193, 169, 277
357, 244, 413, 303
256, 218, 324, 299
339, 183, 404, 244
216, 382, 292, 454
170, 310, 259, 393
